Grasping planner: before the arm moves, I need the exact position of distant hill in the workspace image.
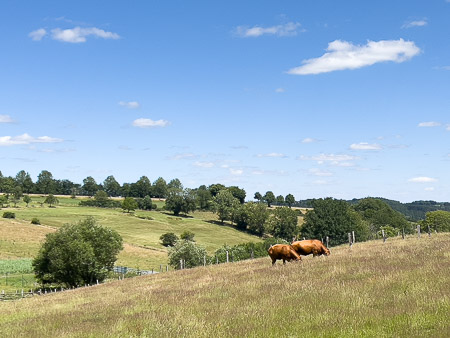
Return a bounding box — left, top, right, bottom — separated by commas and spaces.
294, 198, 450, 221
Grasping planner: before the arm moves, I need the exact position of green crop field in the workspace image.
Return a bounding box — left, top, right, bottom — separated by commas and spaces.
0, 196, 261, 270
0, 233, 448, 337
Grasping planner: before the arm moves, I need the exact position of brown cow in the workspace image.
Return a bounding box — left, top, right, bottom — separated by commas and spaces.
291, 239, 330, 257
268, 244, 302, 266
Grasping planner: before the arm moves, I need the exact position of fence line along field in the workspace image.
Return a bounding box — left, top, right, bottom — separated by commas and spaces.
0, 233, 448, 337
0, 196, 262, 269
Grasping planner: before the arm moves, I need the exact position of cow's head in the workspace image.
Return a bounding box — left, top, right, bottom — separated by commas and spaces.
323, 246, 331, 256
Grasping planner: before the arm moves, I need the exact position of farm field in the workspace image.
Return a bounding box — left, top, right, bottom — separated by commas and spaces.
0, 233, 448, 337
0, 196, 262, 269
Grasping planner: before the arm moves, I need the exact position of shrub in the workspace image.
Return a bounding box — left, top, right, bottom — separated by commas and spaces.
31, 217, 41, 225
3, 211, 15, 219
32, 217, 123, 287
168, 240, 208, 269
180, 230, 195, 241
160, 232, 179, 247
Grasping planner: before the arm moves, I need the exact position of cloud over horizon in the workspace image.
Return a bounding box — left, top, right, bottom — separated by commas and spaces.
287, 39, 420, 75
132, 118, 170, 128
0, 133, 63, 146
235, 22, 303, 38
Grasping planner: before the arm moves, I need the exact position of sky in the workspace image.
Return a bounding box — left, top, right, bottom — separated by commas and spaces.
1, 0, 449, 203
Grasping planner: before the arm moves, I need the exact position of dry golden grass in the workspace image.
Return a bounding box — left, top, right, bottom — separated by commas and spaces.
0, 233, 448, 337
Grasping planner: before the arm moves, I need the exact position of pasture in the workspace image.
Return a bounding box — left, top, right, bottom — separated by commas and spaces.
0, 196, 261, 269
0, 233, 448, 337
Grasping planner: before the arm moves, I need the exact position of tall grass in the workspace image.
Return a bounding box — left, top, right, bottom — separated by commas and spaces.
0, 234, 448, 337
0, 259, 33, 274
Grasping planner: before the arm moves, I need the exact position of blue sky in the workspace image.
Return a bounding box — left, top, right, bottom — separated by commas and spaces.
1, 0, 449, 202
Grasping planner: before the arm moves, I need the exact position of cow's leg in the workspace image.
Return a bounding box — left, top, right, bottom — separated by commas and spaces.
272, 258, 276, 266
283, 259, 286, 265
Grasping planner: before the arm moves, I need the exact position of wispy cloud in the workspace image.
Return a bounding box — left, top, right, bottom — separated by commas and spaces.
230, 168, 244, 176
132, 118, 170, 128
402, 19, 428, 29
350, 142, 382, 150
299, 153, 359, 164
170, 153, 197, 160
309, 168, 333, 177
0, 115, 14, 123
257, 152, 287, 158
418, 121, 441, 127
29, 28, 47, 41
275, 88, 285, 93
287, 39, 420, 75
408, 176, 438, 183
235, 22, 303, 38
119, 101, 140, 109
28, 26, 119, 43
194, 161, 215, 168
301, 138, 318, 144
0, 133, 63, 146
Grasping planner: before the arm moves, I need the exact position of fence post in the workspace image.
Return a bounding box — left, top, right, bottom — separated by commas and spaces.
382, 229, 386, 243
348, 233, 352, 248
203, 255, 206, 266
166, 265, 169, 272
428, 226, 431, 237
160, 264, 162, 272
352, 231, 355, 244
180, 259, 183, 270
402, 228, 405, 240
226, 251, 229, 263
417, 224, 421, 238
251, 250, 254, 259
216, 256, 219, 264
326, 236, 329, 248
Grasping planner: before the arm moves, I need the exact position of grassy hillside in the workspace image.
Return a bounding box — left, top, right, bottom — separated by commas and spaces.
0, 234, 448, 337
0, 196, 261, 268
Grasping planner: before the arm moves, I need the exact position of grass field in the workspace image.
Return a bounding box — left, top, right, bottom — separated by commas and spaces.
0, 233, 448, 337
0, 196, 262, 269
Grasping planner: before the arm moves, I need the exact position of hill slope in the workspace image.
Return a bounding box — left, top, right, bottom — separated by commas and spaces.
1, 234, 449, 337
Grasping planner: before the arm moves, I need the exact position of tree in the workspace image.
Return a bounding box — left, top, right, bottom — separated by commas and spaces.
167, 178, 183, 194
165, 189, 196, 216
93, 191, 110, 207
285, 194, 295, 208
195, 185, 212, 210
54, 179, 76, 195
354, 198, 411, 236
0, 195, 8, 208
276, 195, 285, 206
211, 189, 240, 223
135, 176, 152, 198
421, 211, 450, 232
82, 176, 99, 197
168, 240, 208, 269
32, 217, 123, 287
103, 175, 121, 197
23, 195, 32, 207
254, 192, 263, 202
122, 197, 138, 213
263, 191, 276, 208
302, 198, 369, 245
228, 186, 246, 204
180, 230, 195, 241
233, 202, 269, 235
160, 233, 179, 247
36, 170, 55, 195
268, 207, 298, 241
208, 183, 225, 197
15, 170, 34, 193
152, 177, 168, 198
44, 194, 59, 207
11, 186, 23, 207
139, 195, 154, 210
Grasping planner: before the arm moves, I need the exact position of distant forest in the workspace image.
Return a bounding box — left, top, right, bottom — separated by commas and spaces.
295, 198, 450, 221
1, 169, 449, 221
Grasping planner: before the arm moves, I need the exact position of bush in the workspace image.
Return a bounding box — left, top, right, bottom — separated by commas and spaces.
168, 240, 208, 269
160, 232, 179, 247
31, 217, 40, 225
180, 230, 195, 241
2, 211, 15, 219
32, 217, 123, 287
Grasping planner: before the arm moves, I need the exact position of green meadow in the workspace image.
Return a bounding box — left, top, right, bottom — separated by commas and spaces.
0, 234, 448, 337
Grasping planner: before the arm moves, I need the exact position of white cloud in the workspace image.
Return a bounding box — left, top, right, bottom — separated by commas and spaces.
29, 28, 47, 41
257, 152, 287, 158
0, 115, 14, 123
230, 168, 244, 176
194, 161, 215, 168
0, 133, 63, 146
287, 39, 420, 75
418, 121, 441, 127
275, 88, 285, 93
171, 153, 196, 160
408, 177, 438, 183
301, 138, 318, 144
350, 142, 382, 150
299, 153, 359, 163
119, 101, 140, 109
132, 118, 170, 128
235, 22, 303, 38
51, 27, 120, 43
309, 168, 333, 177
402, 20, 427, 29
312, 180, 328, 185
424, 187, 435, 191
446, 124, 450, 131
